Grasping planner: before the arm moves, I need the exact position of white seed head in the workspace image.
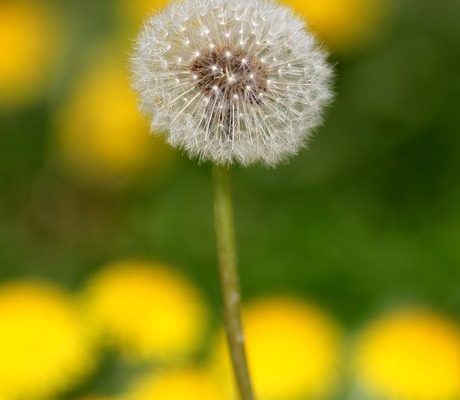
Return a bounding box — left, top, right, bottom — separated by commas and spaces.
131, 0, 333, 166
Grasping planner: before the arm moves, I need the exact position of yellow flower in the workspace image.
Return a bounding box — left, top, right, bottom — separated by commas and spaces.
352, 309, 460, 400
281, 0, 389, 52
83, 260, 208, 361
125, 368, 222, 400
0, 0, 61, 107
75, 397, 112, 400
0, 281, 94, 400
74, 397, 113, 400
119, 0, 170, 28
210, 296, 343, 400
54, 48, 174, 187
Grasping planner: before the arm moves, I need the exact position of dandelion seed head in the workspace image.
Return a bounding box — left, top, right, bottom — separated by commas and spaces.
131, 0, 333, 166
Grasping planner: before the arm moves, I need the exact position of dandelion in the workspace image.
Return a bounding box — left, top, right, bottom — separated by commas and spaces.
131, 0, 332, 166
352, 309, 460, 400
0, 281, 94, 400
82, 260, 208, 361
131, 1, 333, 399
209, 296, 343, 400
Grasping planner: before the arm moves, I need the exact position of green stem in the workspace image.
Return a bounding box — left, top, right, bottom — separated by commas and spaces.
212, 164, 255, 400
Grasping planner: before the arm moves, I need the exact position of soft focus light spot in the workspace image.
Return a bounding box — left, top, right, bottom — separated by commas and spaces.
0, 0, 61, 108
83, 260, 208, 361
282, 0, 390, 52
76, 397, 113, 400
353, 309, 460, 400
119, 0, 171, 28
210, 296, 343, 399
54, 50, 174, 187
125, 369, 222, 400
0, 282, 94, 399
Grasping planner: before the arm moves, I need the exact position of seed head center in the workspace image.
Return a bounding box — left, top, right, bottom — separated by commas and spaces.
190, 46, 269, 105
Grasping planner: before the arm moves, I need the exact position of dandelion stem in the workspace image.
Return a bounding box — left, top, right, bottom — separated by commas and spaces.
212, 164, 255, 400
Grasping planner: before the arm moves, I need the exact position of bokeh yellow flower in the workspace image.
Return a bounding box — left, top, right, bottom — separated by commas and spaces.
281, 0, 390, 52
74, 397, 113, 400
75, 397, 112, 400
54, 48, 174, 187
124, 368, 222, 400
210, 296, 343, 400
83, 260, 208, 361
119, 0, 170, 28
0, 0, 61, 108
0, 281, 94, 400
352, 309, 460, 400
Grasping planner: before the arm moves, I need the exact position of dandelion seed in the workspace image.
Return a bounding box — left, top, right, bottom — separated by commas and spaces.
131, 0, 333, 166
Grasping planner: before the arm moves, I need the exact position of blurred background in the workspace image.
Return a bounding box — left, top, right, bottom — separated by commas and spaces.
0, 0, 460, 399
